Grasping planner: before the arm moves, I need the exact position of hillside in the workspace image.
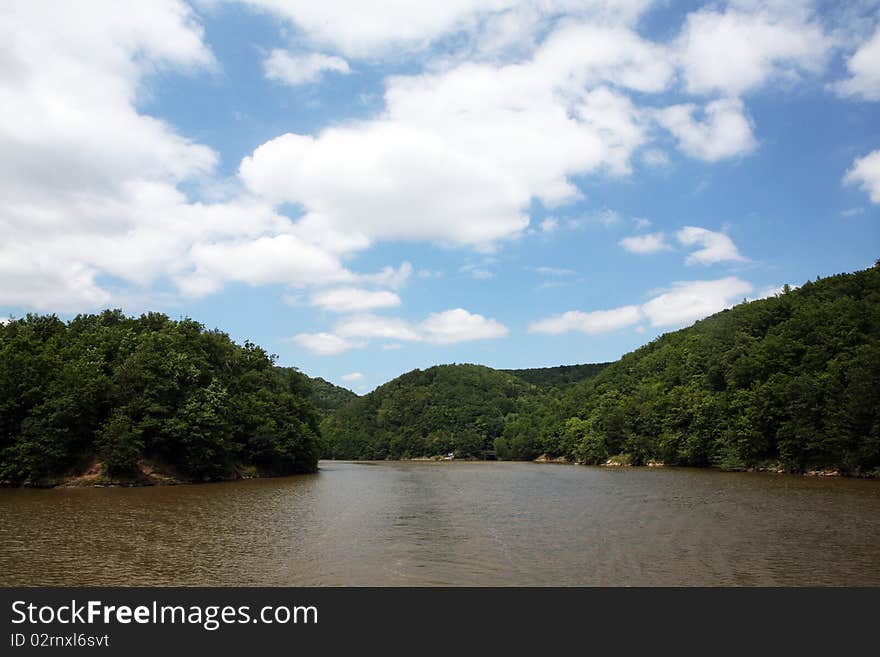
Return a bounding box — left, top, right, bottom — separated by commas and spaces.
0, 311, 321, 486
549, 264, 880, 475
502, 363, 610, 388
302, 374, 359, 417
321, 263, 880, 475
320, 364, 540, 459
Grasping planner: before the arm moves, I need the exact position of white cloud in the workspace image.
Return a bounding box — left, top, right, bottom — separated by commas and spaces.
264, 50, 351, 87
359, 262, 414, 289
655, 98, 757, 162
182, 234, 353, 295
844, 150, 880, 204
676, 7, 830, 96
335, 314, 422, 342
327, 308, 508, 348
341, 372, 364, 382
291, 332, 364, 355
239, 21, 671, 252
420, 308, 509, 344
676, 226, 747, 266
835, 27, 880, 101
619, 231, 671, 254
235, 0, 655, 58
0, 1, 387, 312
530, 276, 754, 335
632, 217, 652, 230
640, 277, 753, 327
529, 306, 642, 335
310, 287, 401, 313
0, 1, 221, 309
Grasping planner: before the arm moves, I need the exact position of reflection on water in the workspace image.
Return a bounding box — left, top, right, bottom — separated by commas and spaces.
2, 461, 879, 586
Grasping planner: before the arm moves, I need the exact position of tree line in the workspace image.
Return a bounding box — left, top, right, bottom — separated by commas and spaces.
322, 263, 880, 476
0, 311, 320, 485
2, 262, 878, 484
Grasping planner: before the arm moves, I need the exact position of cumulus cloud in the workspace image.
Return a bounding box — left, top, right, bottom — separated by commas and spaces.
619, 231, 671, 254
336, 314, 423, 342
264, 50, 350, 87
0, 1, 386, 311
0, 1, 221, 309
0, 0, 853, 317
655, 98, 757, 162
676, 6, 830, 97
238, 21, 674, 252
235, 0, 655, 58
528, 306, 642, 335
420, 308, 509, 344
640, 277, 752, 327
529, 276, 753, 334
338, 309, 508, 344
309, 287, 401, 313
676, 226, 747, 265
341, 372, 364, 382
291, 332, 365, 356
835, 27, 880, 101
296, 308, 509, 354
844, 150, 880, 204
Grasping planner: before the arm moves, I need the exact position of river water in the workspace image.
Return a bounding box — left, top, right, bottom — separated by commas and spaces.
2, 461, 878, 586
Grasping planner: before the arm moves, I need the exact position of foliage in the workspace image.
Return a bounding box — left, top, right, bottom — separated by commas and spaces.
321, 364, 541, 459
321, 264, 879, 476
556, 264, 880, 475
0, 311, 321, 484
501, 363, 610, 388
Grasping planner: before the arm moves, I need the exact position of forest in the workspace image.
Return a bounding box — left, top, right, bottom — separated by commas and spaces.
1, 263, 878, 485
0, 311, 321, 485
321, 263, 880, 476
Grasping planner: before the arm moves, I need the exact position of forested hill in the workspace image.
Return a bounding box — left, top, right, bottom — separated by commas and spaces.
320, 364, 540, 459
0, 311, 321, 486
502, 363, 609, 388
2, 264, 877, 484
300, 374, 358, 417
551, 263, 880, 475
321, 263, 879, 475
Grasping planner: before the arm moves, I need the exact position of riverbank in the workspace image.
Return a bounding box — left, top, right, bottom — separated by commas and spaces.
0, 458, 316, 489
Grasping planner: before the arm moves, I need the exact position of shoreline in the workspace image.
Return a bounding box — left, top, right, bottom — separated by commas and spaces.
3, 457, 875, 489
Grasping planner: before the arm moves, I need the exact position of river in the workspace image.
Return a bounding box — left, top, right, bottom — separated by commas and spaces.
2, 461, 879, 586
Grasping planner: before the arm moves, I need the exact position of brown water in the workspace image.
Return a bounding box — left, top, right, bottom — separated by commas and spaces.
1, 461, 879, 586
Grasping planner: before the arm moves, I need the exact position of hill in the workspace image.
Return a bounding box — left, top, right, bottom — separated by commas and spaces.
321, 263, 880, 475
548, 264, 880, 475
0, 311, 321, 486
320, 364, 541, 459
301, 374, 359, 417
502, 362, 610, 388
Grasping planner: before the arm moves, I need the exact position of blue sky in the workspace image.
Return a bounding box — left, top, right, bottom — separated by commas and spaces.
1, 1, 879, 392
